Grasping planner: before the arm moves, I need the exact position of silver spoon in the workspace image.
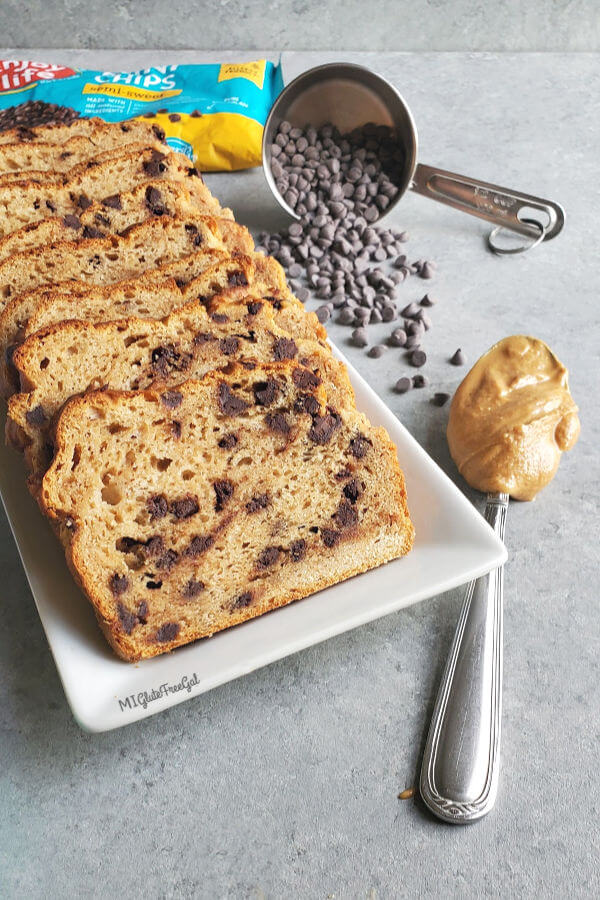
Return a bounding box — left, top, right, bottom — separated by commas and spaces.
420, 492, 508, 823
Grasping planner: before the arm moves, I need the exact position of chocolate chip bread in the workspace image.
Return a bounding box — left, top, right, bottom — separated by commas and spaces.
39, 362, 413, 660
0, 181, 232, 264
0, 147, 211, 238
8, 299, 352, 491
0, 116, 166, 147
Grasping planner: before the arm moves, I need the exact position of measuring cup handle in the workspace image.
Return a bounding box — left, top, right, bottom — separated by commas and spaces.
410, 163, 565, 241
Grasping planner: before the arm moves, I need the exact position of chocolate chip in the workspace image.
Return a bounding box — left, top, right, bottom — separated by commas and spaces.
265, 411, 291, 434
117, 602, 138, 634
82, 225, 104, 239
25, 405, 47, 427
218, 383, 250, 416
450, 348, 466, 366
343, 479, 362, 503
294, 393, 320, 416
110, 574, 129, 596
62, 214, 81, 230
334, 500, 358, 528
389, 328, 407, 347
146, 579, 163, 590
45, 200, 56, 212
168, 113, 181, 122
352, 327, 369, 348
272, 337, 298, 360
227, 270, 248, 287
292, 367, 321, 390
171, 419, 182, 438
258, 546, 280, 568
194, 331, 215, 345
147, 494, 168, 520
143, 149, 168, 177
77, 194, 92, 210
219, 336, 240, 356
253, 379, 280, 406
395, 376, 412, 394
137, 601, 149, 623
321, 528, 340, 548
309, 411, 341, 444
185, 534, 214, 557
211, 313, 229, 324
143, 536, 165, 558
151, 344, 190, 378
218, 433, 238, 449
290, 539, 306, 562
420, 294, 436, 307
183, 579, 205, 599
420, 261, 435, 279
156, 549, 179, 571
170, 496, 199, 519
102, 194, 122, 210
247, 301, 263, 316
160, 390, 183, 409
246, 493, 270, 513
213, 479, 234, 512
412, 374, 428, 388
349, 433, 371, 458
152, 124, 166, 141
401, 302, 420, 319
432, 392, 450, 406
145, 185, 166, 215
410, 349, 427, 368
231, 592, 253, 610
368, 344, 387, 358
155, 622, 180, 642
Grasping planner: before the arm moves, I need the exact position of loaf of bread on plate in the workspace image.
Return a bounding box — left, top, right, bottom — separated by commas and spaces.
40, 362, 414, 660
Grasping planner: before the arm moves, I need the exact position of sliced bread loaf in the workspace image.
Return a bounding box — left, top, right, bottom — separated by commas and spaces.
8, 299, 349, 489
39, 362, 413, 660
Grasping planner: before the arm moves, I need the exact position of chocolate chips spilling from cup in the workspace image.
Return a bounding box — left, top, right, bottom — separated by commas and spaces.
259, 120, 447, 395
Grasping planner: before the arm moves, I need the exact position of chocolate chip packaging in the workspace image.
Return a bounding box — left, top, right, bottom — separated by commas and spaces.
0, 58, 283, 170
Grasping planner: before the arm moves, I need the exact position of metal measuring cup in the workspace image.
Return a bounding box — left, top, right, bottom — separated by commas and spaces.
262, 63, 565, 255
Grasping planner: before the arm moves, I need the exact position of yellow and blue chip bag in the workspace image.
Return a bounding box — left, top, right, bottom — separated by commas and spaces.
0, 58, 283, 171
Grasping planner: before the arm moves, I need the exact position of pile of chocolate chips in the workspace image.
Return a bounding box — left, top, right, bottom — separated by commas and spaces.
258, 120, 455, 395
0, 100, 80, 132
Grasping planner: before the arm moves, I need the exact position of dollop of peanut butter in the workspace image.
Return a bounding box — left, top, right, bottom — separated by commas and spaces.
447, 336, 580, 500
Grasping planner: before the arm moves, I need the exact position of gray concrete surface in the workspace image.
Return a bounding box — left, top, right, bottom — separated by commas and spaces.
1, 1, 600, 51
1, 50, 599, 899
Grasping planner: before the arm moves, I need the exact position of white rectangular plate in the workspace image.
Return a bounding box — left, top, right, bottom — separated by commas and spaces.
0, 350, 506, 732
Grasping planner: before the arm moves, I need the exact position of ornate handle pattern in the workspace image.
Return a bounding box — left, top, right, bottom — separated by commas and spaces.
420, 493, 508, 823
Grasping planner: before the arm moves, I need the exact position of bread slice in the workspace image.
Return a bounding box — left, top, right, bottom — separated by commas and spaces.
8, 299, 350, 490
0, 254, 322, 399
0, 250, 288, 397
0, 147, 214, 237
0, 180, 232, 264
0, 116, 166, 147
39, 362, 414, 660
0, 215, 256, 306
0, 131, 168, 177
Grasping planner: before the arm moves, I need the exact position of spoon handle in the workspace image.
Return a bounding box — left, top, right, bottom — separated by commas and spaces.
420, 492, 509, 823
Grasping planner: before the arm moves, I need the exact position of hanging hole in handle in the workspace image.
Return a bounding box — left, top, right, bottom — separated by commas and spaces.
488, 216, 546, 256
